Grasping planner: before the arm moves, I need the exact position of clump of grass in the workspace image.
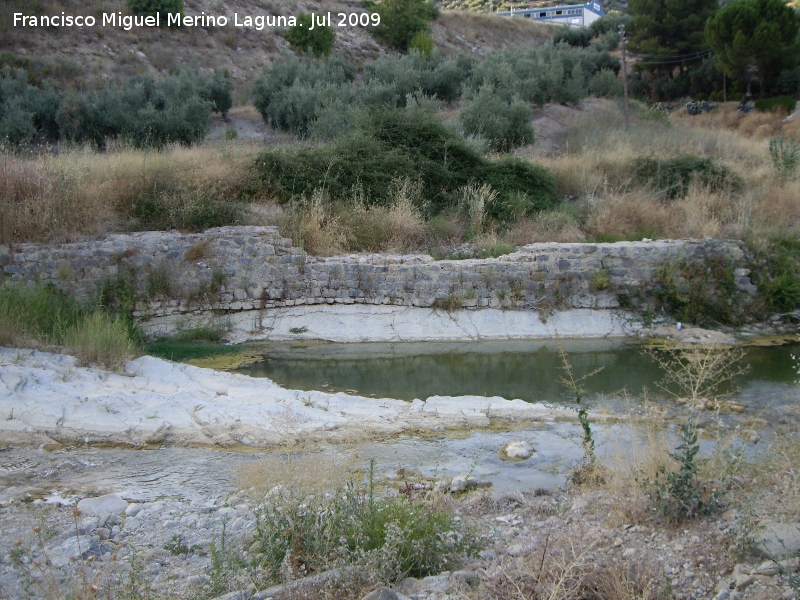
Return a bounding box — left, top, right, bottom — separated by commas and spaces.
64, 312, 136, 371
0, 282, 140, 371
337, 179, 429, 252
0, 283, 83, 347
769, 136, 800, 180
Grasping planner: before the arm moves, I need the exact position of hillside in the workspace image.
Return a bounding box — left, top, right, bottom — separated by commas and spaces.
437, 0, 627, 14
1, 0, 553, 94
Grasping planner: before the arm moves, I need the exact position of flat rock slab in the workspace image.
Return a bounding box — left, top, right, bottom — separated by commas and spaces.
77, 493, 128, 516
753, 522, 800, 560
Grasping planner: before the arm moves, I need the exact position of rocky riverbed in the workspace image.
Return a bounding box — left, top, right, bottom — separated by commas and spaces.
1, 342, 799, 600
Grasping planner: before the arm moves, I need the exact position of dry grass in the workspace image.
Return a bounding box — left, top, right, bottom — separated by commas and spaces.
508, 210, 586, 244
434, 10, 554, 53
0, 144, 257, 244
473, 526, 666, 600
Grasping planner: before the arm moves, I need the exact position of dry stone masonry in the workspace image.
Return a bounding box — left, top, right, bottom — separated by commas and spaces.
0, 226, 756, 324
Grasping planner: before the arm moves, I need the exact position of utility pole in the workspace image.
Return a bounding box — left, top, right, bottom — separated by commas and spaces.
619, 24, 630, 130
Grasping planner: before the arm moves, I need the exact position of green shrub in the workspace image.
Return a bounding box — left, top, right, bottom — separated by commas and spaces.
285, 13, 336, 57
199, 70, 233, 118
654, 254, 743, 326
0, 283, 82, 347
252, 57, 356, 136
754, 95, 797, 115
57, 72, 214, 149
554, 27, 592, 48
409, 30, 434, 55
638, 414, 723, 522
0, 67, 62, 147
465, 45, 619, 107
588, 69, 623, 98
363, 52, 473, 105
481, 158, 559, 220
252, 461, 478, 584
633, 155, 742, 200
256, 108, 557, 217
367, 0, 437, 53
127, 0, 183, 22
460, 85, 534, 152
0, 283, 139, 371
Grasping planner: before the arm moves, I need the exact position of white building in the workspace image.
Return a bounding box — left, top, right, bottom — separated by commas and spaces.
497, 2, 606, 28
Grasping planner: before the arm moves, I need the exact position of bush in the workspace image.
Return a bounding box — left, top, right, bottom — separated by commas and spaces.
554, 27, 592, 48
460, 85, 534, 152
0, 67, 62, 147
368, 0, 437, 53
633, 155, 742, 200
252, 460, 478, 585
127, 0, 183, 22
256, 107, 557, 217
285, 13, 336, 57
57, 72, 213, 149
465, 45, 618, 107
409, 31, 434, 55
0, 283, 139, 371
252, 56, 356, 136
363, 52, 473, 106
638, 414, 724, 522
587, 69, 623, 98
482, 158, 559, 221
755, 95, 798, 115
199, 70, 233, 118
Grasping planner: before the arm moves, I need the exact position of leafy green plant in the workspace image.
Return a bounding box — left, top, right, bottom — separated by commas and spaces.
590, 268, 611, 291
639, 413, 723, 522
164, 534, 191, 555
769, 136, 800, 180
256, 107, 557, 215
559, 346, 603, 483
285, 13, 336, 57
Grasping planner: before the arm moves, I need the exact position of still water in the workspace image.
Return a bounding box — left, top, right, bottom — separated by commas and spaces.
235, 339, 800, 410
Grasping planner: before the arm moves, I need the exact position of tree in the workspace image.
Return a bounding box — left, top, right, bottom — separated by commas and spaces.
705, 0, 800, 95
628, 0, 718, 71
284, 13, 336, 57
367, 0, 438, 53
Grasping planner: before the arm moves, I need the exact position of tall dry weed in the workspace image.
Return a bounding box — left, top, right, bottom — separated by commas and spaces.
285, 189, 346, 256
0, 144, 255, 244
336, 179, 428, 253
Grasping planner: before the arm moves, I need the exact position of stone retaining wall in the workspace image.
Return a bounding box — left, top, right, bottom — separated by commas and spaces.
0, 226, 756, 322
